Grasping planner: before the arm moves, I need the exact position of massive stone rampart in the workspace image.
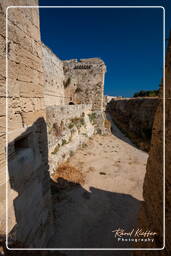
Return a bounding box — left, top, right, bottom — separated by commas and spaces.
0, 0, 107, 249
133, 34, 171, 255
0, 0, 53, 248
107, 97, 159, 151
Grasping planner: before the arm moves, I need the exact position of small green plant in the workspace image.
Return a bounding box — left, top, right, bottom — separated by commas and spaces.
71, 128, 75, 135
69, 150, 74, 157
68, 133, 73, 143
81, 143, 88, 149
63, 77, 71, 88
71, 117, 80, 125
88, 112, 97, 124
62, 139, 67, 146
80, 117, 85, 126
75, 87, 82, 93
68, 122, 74, 129
48, 126, 53, 134
82, 133, 88, 137
96, 128, 102, 135
70, 117, 85, 129
52, 144, 60, 154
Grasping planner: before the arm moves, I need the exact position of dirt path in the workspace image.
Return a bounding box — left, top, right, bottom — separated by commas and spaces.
49, 121, 148, 255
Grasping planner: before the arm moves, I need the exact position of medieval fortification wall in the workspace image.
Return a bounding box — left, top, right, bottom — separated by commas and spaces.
0, 0, 106, 247
42, 43, 65, 106
0, 0, 53, 247
1, 1, 170, 253
63, 58, 106, 110
133, 33, 171, 255
107, 97, 159, 151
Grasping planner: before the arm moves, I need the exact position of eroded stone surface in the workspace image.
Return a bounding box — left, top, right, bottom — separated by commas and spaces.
63, 58, 106, 110
133, 34, 171, 255
107, 97, 159, 152
0, 0, 53, 248
0, 0, 169, 252
42, 43, 65, 106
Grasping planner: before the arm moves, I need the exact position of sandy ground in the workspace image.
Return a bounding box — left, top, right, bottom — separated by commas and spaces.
49, 121, 148, 255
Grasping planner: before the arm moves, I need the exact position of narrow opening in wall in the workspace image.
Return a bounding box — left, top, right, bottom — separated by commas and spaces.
69, 102, 75, 105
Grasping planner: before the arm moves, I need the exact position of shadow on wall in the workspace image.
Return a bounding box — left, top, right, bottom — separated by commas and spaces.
7, 117, 53, 248
6, 118, 143, 251
0, 234, 66, 256
105, 111, 138, 149
105, 98, 159, 152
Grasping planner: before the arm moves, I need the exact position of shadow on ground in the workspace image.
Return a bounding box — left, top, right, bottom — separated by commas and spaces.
5, 117, 142, 255
49, 177, 142, 253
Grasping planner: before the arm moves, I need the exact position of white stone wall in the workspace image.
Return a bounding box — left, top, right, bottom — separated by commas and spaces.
46, 104, 94, 172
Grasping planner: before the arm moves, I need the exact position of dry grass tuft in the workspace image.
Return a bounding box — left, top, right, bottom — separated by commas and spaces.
51, 162, 85, 185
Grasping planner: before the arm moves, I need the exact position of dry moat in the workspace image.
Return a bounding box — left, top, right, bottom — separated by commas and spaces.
49, 121, 148, 252
0, 0, 169, 255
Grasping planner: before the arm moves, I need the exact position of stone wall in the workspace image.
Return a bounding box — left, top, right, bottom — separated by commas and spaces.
42, 43, 65, 106
46, 104, 94, 173
42, 47, 107, 110
0, 0, 108, 249
133, 100, 163, 252
0, 1, 53, 248
0, 0, 7, 236
46, 104, 110, 173
107, 97, 159, 151
165, 33, 171, 255
42, 48, 107, 110
63, 58, 106, 110
133, 34, 171, 255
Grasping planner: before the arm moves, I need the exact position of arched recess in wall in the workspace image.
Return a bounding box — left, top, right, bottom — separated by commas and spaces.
69, 102, 75, 105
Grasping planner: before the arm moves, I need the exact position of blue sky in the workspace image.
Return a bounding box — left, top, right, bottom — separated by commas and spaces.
39, 0, 171, 97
